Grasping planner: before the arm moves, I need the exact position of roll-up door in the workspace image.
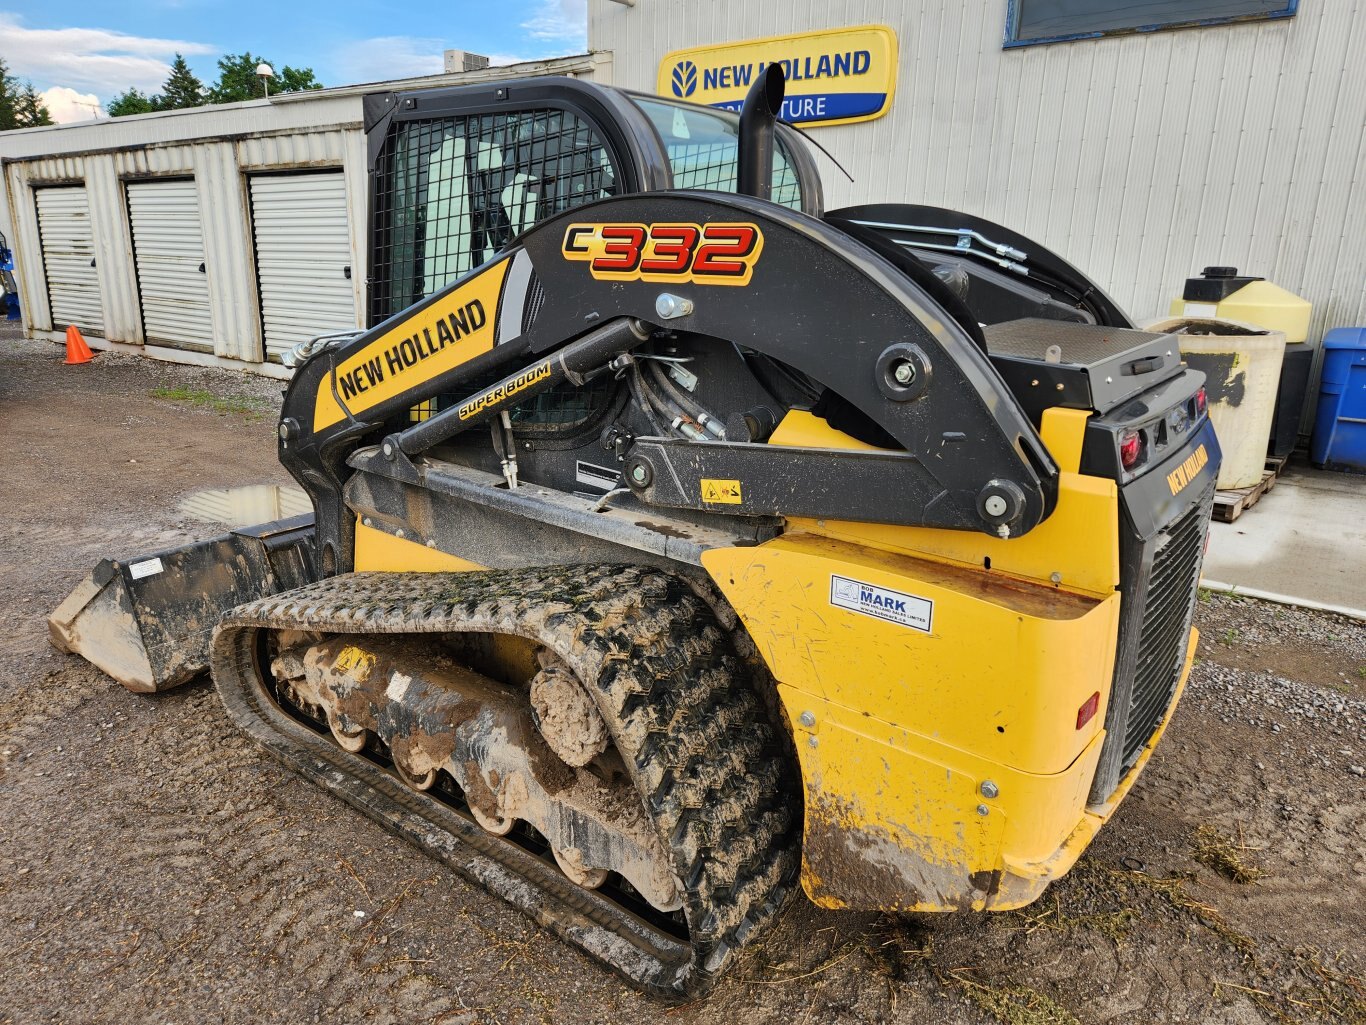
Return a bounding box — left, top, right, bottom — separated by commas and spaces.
35, 186, 104, 335
249, 172, 357, 359
127, 179, 213, 350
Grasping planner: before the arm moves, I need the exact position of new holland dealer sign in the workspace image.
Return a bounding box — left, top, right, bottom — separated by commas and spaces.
658, 26, 898, 127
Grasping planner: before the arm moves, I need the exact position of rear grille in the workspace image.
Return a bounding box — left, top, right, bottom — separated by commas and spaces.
1090, 484, 1213, 803
1121, 499, 1208, 767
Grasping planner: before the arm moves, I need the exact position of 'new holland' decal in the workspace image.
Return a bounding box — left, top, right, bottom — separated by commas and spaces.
830, 575, 933, 633
313, 258, 510, 432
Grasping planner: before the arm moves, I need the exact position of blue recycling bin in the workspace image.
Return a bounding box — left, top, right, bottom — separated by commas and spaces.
1310, 327, 1366, 471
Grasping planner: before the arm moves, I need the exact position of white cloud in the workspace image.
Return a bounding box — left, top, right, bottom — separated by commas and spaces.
0, 13, 215, 97
520, 0, 587, 45
39, 85, 102, 123
330, 35, 445, 86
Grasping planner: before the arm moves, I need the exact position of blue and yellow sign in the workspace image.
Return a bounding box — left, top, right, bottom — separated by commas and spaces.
657, 25, 898, 127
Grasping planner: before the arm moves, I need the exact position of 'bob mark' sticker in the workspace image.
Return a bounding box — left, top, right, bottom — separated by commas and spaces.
830, 574, 933, 633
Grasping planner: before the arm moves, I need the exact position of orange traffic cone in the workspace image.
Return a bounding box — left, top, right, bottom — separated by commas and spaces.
64, 325, 94, 365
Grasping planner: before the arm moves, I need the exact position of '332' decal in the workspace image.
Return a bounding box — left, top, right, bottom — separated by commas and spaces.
561, 222, 763, 286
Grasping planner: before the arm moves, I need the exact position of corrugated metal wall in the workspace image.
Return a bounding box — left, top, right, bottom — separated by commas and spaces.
2, 127, 362, 363
590, 0, 1366, 341
0, 55, 604, 373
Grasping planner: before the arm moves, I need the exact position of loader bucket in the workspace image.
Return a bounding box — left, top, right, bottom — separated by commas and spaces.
49, 514, 316, 693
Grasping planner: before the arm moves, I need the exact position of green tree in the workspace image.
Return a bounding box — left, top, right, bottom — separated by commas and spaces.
16, 83, 53, 126
207, 52, 323, 103
160, 53, 206, 109
106, 87, 159, 118
0, 57, 54, 129
0, 57, 17, 131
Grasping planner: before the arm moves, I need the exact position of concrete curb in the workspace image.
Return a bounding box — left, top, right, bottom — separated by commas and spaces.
1200, 577, 1366, 623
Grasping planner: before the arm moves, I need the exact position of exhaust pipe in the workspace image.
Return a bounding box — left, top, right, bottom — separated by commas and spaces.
737, 63, 786, 201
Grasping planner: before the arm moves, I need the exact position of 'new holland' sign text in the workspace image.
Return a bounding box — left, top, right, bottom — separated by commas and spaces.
658, 26, 898, 127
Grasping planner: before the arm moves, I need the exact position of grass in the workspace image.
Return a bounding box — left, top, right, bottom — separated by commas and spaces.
1009, 887, 1136, 946
150, 385, 270, 418
946, 970, 1084, 1025
1193, 824, 1264, 885
1221, 627, 1242, 646
860, 918, 1085, 1025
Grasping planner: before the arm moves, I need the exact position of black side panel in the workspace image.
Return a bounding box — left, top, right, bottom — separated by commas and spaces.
828, 203, 1135, 329
518, 191, 1057, 535
1090, 419, 1220, 803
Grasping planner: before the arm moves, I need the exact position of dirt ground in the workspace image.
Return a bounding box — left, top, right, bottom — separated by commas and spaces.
1, 328, 1363, 1025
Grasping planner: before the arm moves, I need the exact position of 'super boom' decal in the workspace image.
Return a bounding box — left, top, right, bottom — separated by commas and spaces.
562, 222, 763, 286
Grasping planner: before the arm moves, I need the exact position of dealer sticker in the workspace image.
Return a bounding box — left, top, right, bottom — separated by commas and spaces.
830, 575, 933, 633
128, 558, 164, 580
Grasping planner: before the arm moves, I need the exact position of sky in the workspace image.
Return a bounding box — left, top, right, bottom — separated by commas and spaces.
0, 0, 588, 122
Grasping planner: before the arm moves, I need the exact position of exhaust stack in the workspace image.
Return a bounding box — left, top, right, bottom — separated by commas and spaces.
737, 64, 786, 201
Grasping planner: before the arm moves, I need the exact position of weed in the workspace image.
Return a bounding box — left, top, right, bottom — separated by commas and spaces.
1193, 824, 1264, 885
1289, 946, 1366, 1024
1009, 889, 1136, 945
1107, 866, 1256, 954
943, 969, 1083, 1025
1198, 588, 1213, 604
1221, 627, 1241, 646
150, 385, 269, 418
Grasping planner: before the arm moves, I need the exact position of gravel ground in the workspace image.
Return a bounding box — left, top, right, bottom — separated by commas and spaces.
1, 328, 1363, 1025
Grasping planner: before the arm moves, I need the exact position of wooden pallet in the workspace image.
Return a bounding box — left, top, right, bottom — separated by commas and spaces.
1212, 454, 1290, 523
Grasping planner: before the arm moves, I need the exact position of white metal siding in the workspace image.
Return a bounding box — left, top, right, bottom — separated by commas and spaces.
589, 0, 1366, 344
34, 186, 103, 335
249, 172, 358, 358
127, 179, 213, 349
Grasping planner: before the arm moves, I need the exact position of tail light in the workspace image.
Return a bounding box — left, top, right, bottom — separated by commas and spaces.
1195, 386, 1208, 417
1119, 428, 1144, 470
1076, 691, 1101, 730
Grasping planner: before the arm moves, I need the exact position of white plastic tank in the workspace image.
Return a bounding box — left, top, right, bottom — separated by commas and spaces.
1144, 316, 1287, 490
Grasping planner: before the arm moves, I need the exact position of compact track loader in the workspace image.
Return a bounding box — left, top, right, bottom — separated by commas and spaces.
51, 67, 1221, 997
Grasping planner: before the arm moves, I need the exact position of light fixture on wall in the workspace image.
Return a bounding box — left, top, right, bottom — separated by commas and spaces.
256, 63, 276, 97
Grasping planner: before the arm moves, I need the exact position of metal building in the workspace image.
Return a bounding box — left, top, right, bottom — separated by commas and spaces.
0, 54, 607, 375
590, 0, 1364, 345
5, 4, 1361, 382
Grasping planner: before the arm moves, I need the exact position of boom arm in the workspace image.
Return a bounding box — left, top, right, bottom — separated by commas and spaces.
277, 192, 1059, 578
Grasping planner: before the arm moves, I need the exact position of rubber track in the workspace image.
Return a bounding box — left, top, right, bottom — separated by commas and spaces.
210, 565, 800, 998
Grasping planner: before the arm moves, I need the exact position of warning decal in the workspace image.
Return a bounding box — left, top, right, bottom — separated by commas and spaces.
700, 478, 743, 504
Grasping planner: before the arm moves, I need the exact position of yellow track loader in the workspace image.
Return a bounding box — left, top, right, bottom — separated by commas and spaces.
50, 67, 1220, 997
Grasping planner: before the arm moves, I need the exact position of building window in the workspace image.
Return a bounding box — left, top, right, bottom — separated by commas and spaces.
1004, 0, 1298, 47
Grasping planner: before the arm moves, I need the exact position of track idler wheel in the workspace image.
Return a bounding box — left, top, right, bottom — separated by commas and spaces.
327, 714, 368, 753
552, 845, 608, 889
468, 803, 514, 836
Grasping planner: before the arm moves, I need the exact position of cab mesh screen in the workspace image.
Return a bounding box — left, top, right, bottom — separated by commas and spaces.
371, 108, 621, 430
370, 108, 619, 325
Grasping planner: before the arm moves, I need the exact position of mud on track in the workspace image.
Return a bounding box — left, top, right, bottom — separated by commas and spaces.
1, 328, 1362, 1025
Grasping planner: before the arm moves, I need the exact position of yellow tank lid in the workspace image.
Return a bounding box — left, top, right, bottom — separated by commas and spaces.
1217, 280, 1311, 344
1171, 269, 1311, 343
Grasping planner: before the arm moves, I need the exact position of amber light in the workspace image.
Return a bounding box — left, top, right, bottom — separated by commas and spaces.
1076, 691, 1101, 730
1119, 429, 1143, 470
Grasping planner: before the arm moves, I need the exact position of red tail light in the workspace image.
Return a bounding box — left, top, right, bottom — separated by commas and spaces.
1119, 429, 1143, 470
1195, 387, 1208, 416
1076, 691, 1100, 730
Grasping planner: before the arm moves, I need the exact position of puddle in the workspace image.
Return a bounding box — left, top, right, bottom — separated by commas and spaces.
178, 485, 312, 528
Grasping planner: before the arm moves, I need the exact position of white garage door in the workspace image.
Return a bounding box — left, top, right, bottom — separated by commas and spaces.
127, 179, 213, 350
250, 172, 357, 359
35, 186, 104, 335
